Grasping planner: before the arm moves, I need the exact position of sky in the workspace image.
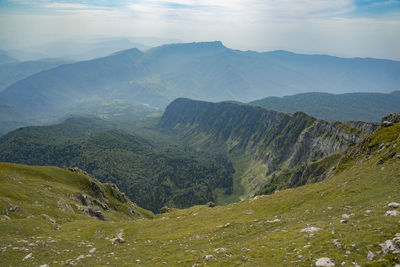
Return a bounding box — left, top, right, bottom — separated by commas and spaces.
0, 0, 399, 60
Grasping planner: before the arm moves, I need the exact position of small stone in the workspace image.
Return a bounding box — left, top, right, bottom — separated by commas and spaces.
388, 202, 400, 208
266, 219, 281, 223
300, 227, 321, 233
341, 214, 350, 219
333, 239, 341, 248
385, 210, 399, 216
89, 248, 96, 254
315, 257, 335, 266
214, 248, 227, 253
23, 253, 33, 261
367, 250, 375, 261
340, 220, 347, 224
203, 255, 214, 260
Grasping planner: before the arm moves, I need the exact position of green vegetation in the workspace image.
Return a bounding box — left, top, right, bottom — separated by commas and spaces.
2, 42, 400, 121
250, 91, 400, 122
0, 118, 235, 213
159, 98, 376, 196
1, 123, 399, 266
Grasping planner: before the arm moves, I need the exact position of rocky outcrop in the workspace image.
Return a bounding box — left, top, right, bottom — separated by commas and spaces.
381, 113, 400, 127
160, 98, 377, 193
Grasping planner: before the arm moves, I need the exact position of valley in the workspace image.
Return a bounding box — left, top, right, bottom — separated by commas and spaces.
0, 40, 399, 266
1, 120, 399, 266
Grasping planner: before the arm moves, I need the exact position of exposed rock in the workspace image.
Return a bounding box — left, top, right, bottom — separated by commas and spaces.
300, 227, 321, 233
266, 219, 281, 223
1, 215, 10, 220
77, 194, 91, 206
106, 184, 128, 203
92, 199, 109, 210
341, 214, 350, 219
57, 198, 74, 213
9, 206, 20, 212
381, 113, 400, 127
333, 239, 342, 248
315, 257, 335, 266
214, 248, 227, 253
367, 250, 375, 261
207, 201, 215, 208
381, 121, 394, 128
385, 210, 399, 216
129, 206, 135, 214
41, 214, 61, 230
87, 208, 108, 221
22, 253, 33, 261
77, 206, 108, 221
89, 248, 96, 254
388, 202, 400, 208
340, 220, 347, 224
203, 255, 214, 260
88, 180, 106, 199
110, 230, 125, 244
380, 240, 396, 254
68, 167, 87, 175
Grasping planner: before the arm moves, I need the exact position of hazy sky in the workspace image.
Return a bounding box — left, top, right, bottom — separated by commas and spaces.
0, 0, 399, 59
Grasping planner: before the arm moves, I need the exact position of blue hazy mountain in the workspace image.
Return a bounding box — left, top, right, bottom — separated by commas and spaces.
0, 59, 69, 91
1, 41, 399, 119
250, 91, 400, 122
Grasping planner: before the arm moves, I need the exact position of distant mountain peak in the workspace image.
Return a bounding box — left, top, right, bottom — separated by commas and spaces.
148, 41, 227, 54
110, 47, 143, 57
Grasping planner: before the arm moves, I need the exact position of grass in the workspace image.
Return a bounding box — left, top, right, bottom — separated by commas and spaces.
1, 125, 400, 266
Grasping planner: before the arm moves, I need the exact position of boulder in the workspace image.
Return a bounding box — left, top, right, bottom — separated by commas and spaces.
315, 257, 335, 266
300, 227, 321, 233
385, 210, 399, 216
388, 202, 400, 208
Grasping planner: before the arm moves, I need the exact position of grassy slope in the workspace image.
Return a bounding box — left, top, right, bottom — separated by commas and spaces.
1, 124, 399, 266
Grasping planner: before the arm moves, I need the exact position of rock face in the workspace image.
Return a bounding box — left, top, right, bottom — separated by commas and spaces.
160, 98, 376, 193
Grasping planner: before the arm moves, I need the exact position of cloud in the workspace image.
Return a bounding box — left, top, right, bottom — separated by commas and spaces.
1, 0, 400, 60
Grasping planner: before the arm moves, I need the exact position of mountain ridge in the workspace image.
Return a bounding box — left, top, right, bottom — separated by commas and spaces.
250, 91, 400, 122
159, 98, 378, 195
1, 41, 399, 121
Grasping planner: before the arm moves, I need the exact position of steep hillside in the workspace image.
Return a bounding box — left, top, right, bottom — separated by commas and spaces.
0, 117, 234, 212
1, 122, 399, 266
1, 41, 399, 118
250, 91, 400, 122
159, 98, 378, 196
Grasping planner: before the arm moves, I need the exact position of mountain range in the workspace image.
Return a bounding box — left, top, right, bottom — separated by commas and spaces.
250, 91, 400, 122
1, 41, 399, 121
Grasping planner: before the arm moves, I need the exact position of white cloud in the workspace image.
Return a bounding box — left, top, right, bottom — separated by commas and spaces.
1, 0, 400, 60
